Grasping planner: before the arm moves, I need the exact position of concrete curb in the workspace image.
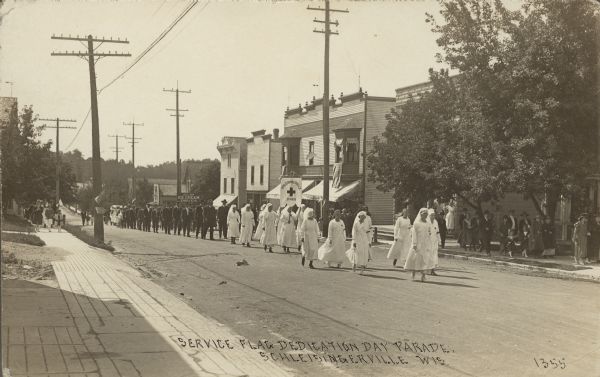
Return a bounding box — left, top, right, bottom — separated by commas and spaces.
438, 252, 600, 283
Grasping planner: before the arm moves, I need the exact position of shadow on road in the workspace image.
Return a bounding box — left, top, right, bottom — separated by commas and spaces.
433, 274, 478, 281
421, 280, 479, 288
360, 273, 406, 281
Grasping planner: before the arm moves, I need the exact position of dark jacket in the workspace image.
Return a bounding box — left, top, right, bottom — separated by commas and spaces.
217, 206, 228, 223
203, 205, 217, 226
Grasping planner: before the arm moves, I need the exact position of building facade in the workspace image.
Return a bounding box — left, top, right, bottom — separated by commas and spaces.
276, 89, 396, 225
245, 129, 282, 208
214, 136, 247, 207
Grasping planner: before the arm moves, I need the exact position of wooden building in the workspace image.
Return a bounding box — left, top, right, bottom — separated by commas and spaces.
276, 89, 396, 225
214, 136, 247, 207
245, 129, 282, 208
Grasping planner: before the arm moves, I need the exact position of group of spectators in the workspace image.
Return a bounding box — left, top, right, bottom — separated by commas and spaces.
451, 207, 600, 264
25, 201, 65, 232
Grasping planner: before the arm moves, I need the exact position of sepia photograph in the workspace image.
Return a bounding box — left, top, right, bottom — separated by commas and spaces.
0, 0, 598, 376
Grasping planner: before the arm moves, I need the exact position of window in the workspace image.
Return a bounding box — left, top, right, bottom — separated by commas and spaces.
250, 166, 255, 185
346, 141, 359, 163
308, 141, 315, 166
282, 147, 287, 166
231, 178, 235, 194
223, 178, 227, 194
227, 154, 231, 168
260, 165, 264, 185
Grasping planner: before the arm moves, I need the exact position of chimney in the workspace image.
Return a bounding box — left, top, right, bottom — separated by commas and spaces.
273, 128, 280, 141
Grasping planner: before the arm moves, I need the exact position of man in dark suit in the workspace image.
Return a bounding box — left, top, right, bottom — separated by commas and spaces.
217, 200, 228, 239
480, 211, 494, 255
202, 202, 217, 240
182, 206, 191, 237
172, 203, 181, 236
162, 205, 172, 234
195, 204, 204, 239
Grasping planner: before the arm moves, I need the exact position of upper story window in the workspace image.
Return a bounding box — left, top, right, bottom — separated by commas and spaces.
250, 166, 255, 185
260, 165, 264, 185
227, 154, 231, 168
223, 178, 227, 194
231, 178, 235, 194
282, 147, 287, 166
308, 141, 315, 166
346, 139, 359, 163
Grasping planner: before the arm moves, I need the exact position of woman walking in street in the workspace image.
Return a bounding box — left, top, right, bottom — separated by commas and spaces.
260, 204, 278, 253
386, 208, 411, 267
239, 204, 255, 247
346, 211, 370, 274
427, 208, 441, 276
296, 204, 306, 252
300, 208, 320, 269
404, 208, 430, 282
253, 204, 267, 241
318, 209, 347, 268
227, 205, 240, 244
279, 206, 297, 253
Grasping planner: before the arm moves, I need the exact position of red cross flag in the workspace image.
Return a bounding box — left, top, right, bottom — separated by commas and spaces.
280, 178, 302, 207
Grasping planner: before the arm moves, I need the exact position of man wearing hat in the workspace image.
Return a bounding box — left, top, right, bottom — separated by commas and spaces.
217, 199, 229, 239
202, 201, 217, 240
480, 210, 494, 256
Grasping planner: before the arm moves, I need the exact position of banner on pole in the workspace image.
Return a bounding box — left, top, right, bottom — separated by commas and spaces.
280, 178, 302, 207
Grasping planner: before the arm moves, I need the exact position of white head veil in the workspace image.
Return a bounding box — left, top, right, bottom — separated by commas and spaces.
354, 210, 367, 224
227, 204, 237, 216
304, 208, 315, 222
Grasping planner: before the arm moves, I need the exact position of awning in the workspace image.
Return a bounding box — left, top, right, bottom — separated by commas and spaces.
212, 194, 237, 207
302, 180, 362, 202
266, 179, 316, 200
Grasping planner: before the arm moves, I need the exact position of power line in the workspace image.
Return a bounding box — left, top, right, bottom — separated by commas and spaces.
98, 0, 200, 94
64, 0, 203, 153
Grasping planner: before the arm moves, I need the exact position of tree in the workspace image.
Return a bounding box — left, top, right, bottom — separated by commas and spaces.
369, 0, 598, 221
190, 159, 220, 201
1, 104, 77, 207
135, 178, 154, 205
427, 0, 598, 220
368, 70, 513, 215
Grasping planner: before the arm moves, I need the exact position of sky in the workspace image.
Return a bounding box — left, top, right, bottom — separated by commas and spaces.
0, 0, 455, 166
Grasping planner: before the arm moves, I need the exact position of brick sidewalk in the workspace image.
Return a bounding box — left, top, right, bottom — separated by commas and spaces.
2, 230, 294, 377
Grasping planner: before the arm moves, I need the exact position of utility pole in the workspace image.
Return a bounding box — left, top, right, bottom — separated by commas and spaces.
39, 117, 77, 205
308, 1, 348, 237
163, 81, 191, 199
123, 121, 143, 202
51, 34, 130, 242
108, 134, 125, 162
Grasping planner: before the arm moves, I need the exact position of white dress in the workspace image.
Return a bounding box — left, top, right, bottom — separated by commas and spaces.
445, 204, 456, 231
260, 211, 278, 246
346, 220, 370, 266
239, 210, 255, 244
253, 211, 265, 240
279, 212, 297, 248
301, 218, 320, 260
296, 208, 305, 246
425, 219, 441, 269
318, 219, 347, 265
387, 216, 412, 263
404, 220, 430, 271
227, 211, 241, 238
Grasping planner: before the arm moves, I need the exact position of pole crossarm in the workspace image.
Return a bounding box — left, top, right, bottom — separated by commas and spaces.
51, 51, 131, 57
307, 6, 349, 13
51, 34, 130, 43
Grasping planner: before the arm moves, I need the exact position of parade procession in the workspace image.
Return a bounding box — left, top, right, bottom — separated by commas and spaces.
1, 0, 600, 376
